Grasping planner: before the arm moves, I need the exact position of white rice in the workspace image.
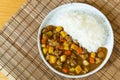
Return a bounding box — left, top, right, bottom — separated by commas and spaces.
47, 11, 108, 52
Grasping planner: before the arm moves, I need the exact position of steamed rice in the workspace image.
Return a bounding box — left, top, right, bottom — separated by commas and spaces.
47, 11, 108, 52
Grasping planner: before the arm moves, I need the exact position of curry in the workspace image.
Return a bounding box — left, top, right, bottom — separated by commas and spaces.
40, 25, 107, 75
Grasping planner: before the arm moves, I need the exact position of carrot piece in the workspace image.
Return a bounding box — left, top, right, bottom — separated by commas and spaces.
71, 44, 78, 50
65, 50, 71, 56
62, 68, 68, 73
77, 47, 82, 54
90, 57, 95, 64
41, 38, 47, 44
41, 38, 46, 44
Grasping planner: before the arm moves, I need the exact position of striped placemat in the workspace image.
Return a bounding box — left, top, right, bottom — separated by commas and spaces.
0, 0, 120, 80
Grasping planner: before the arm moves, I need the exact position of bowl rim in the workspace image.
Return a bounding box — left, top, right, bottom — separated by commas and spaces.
37, 3, 114, 78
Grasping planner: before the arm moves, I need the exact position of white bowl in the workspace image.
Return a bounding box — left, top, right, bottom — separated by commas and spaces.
38, 3, 114, 78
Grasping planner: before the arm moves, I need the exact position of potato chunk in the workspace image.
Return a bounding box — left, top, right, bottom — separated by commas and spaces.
91, 52, 96, 58
48, 47, 54, 54
83, 60, 89, 66
56, 26, 63, 32
49, 55, 57, 64
60, 31, 67, 37
71, 44, 78, 50
75, 65, 82, 74
60, 55, 66, 62
42, 47, 48, 54
64, 42, 69, 50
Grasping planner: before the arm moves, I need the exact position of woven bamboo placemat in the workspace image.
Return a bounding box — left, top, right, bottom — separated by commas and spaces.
0, 0, 120, 80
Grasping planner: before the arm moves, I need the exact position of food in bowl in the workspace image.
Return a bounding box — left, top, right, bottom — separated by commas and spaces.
38, 3, 114, 78
40, 25, 107, 75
